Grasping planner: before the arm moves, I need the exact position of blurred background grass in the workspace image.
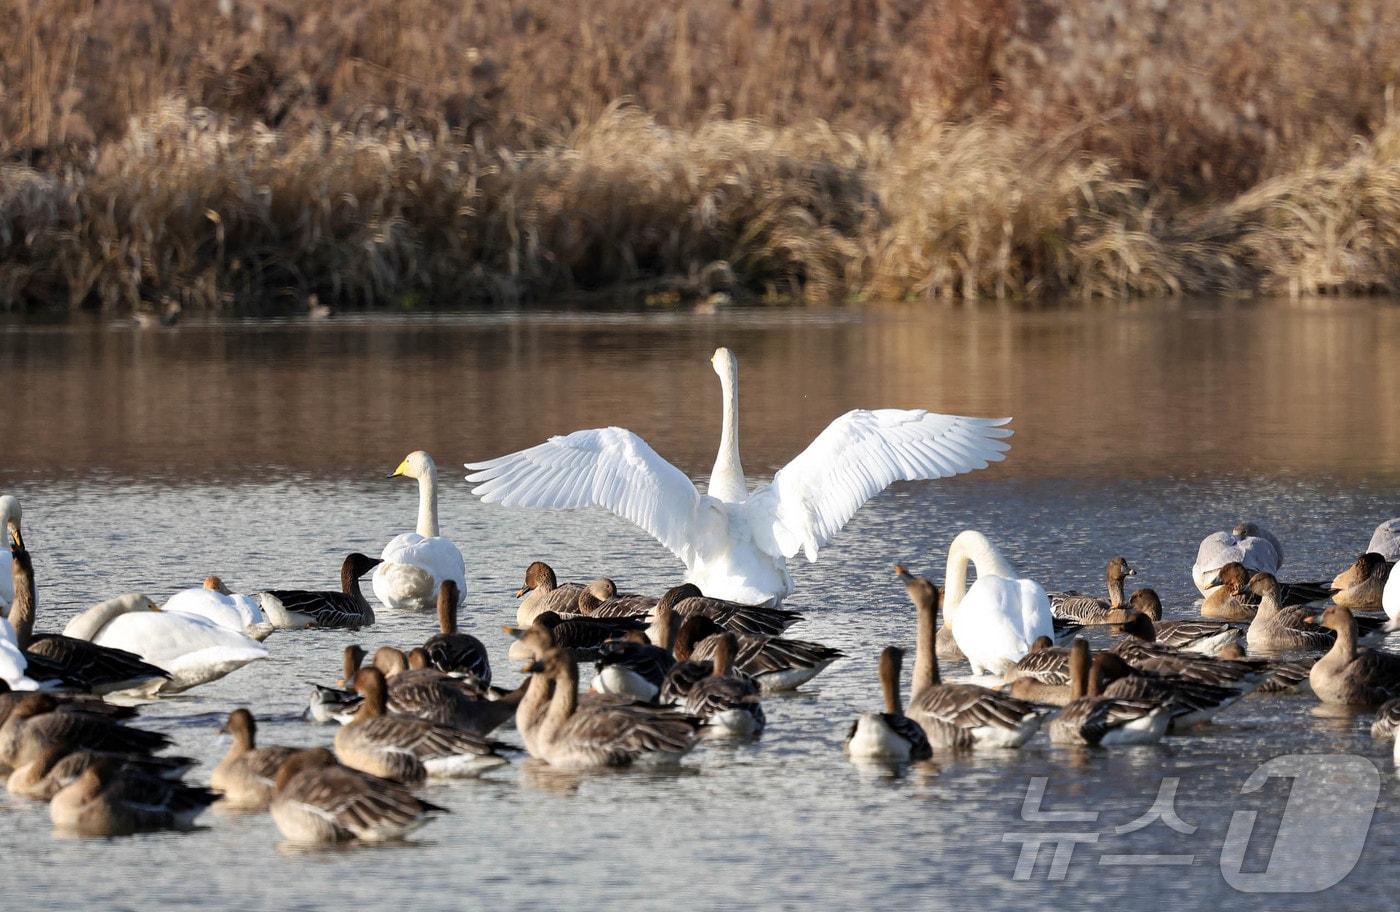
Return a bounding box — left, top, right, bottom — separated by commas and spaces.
4, 0, 1400, 314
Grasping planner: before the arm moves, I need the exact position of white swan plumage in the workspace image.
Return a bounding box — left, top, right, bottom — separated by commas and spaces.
62, 594, 268, 695
0, 616, 38, 691
0, 495, 21, 609
1367, 519, 1400, 562
941, 530, 1052, 675
373, 451, 466, 612
1384, 565, 1400, 630
1191, 522, 1283, 595
162, 578, 273, 641
466, 347, 1011, 606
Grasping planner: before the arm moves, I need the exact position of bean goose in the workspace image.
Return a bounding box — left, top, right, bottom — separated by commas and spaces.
574, 578, 659, 619
371, 647, 518, 735
514, 561, 588, 626
1048, 642, 1173, 746
1371, 698, 1400, 739
271, 748, 446, 845
516, 647, 701, 769
1331, 552, 1393, 610
421, 580, 490, 684
592, 606, 678, 702
1309, 606, 1400, 706
651, 584, 804, 637
900, 569, 1047, 749
1125, 590, 1245, 655
1048, 557, 1136, 623
1092, 652, 1245, 728
0, 693, 172, 772
845, 646, 932, 762
1245, 572, 1344, 653
1111, 613, 1262, 688
1215, 643, 1316, 695
7, 541, 169, 695
672, 615, 842, 694
1202, 562, 1335, 621
683, 633, 765, 738
210, 709, 300, 809
1006, 637, 1076, 706
335, 667, 508, 783
8, 746, 193, 801
256, 553, 381, 630
49, 757, 217, 836
506, 611, 648, 663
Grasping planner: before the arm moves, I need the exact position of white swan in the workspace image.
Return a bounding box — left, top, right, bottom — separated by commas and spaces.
1384, 566, 1400, 630
940, 530, 1051, 675
162, 576, 274, 641
62, 594, 268, 695
1192, 522, 1283, 596
465, 348, 1012, 607
0, 495, 21, 609
373, 451, 466, 612
0, 615, 38, 691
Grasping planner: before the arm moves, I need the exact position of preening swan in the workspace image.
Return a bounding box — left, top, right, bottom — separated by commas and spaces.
374, 451, 467, 612
466, 347, 1011, 606
163, 576, 274, 641
930, 531, 1053, 675
1192, 522, 1283, 595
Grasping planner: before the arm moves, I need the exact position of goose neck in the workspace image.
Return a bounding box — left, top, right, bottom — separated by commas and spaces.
9, 554, 35, 649
912, 600, 941, 694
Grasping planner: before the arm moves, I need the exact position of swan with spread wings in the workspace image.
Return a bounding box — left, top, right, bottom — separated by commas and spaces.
465, 347, 1012, 607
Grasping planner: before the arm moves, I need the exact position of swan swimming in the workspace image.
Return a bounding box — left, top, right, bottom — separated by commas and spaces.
373, 451, 467, 613
465, 347, 1011, 606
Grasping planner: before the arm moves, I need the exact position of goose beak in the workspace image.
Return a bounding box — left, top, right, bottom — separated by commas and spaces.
893, 564, 914, 581
503, 626, 525, 640
1207, 572, 1223, 588
1126, 566, 1137, 577
514, 586, 529, 598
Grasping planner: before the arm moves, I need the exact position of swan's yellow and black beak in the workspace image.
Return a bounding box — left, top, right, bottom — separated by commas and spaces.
8, 527, 23, 552
386, 457, 410, 478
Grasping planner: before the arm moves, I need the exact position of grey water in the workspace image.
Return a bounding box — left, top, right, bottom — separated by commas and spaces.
2, 299, 1399, 910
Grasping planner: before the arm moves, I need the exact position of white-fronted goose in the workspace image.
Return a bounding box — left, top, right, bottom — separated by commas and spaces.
515, 647, 701, 769
335, 667, 508, 783
1049, 557, 1135, 623
1310, 605, 1400, 706
210, 709, 300, 809
421, 580, 490, 684
1048, 643, 1172, 746
49, 757, 216, 836
514, 561, 587, 625
1331, 552, 1393, 610
901, 571, 1046, 749
270, 747, 446, 844
845, 646, 932, 762
256, 553, 381, 630
683, 632, 765, 738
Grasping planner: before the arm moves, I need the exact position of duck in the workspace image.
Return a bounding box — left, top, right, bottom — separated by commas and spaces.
1331, 552, 1393, 611
420, 580, 490, 684
257, 553, 382, 629
1245, 572, 1347, 653
516, 647, 701, 769
163, 576, 274, 641
845, 646, 933, 762
49, 757, 216, 836
1202, 562, 1335, 621
62, 592, 267, 695
682, 632, 765, 738
334, 667, 508, 783
666, 614, 842, 694
466, 346, 1012, 607
270, 747, 447, 845
1372, 698, 1400, 739
591, 606, 678, 702
1193, 522, 1284, 595
1310, 605, 1400, 706
8, 542, 170, 694
0, 495, 22, 608
209, 709, 300, 809
900, 569, 1046, 749
374, 451, 466, 612
1048, 557, 1135, 623
1048, 641, 1173, 746
1122, 590, 1244, 655
1091, 651, 1245, 729
513, 562, 589, 626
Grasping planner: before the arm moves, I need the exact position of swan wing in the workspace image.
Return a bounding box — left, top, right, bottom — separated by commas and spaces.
465, 427, 704, 563
749, 409, 1012, 561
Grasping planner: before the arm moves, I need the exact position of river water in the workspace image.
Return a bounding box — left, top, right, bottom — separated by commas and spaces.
1, 299, 1398, 910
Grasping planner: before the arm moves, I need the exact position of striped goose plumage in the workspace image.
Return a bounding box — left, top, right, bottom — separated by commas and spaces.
271, 748, 446, 844
256, 552, 381, 630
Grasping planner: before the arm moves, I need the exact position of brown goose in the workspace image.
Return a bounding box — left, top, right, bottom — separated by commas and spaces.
1202, 562, 1336, 621
516, 647, 701, 769
506, 611, 648, 663
270, 747, 446, 844
1093, 652, 1246, 728
1310, 605, 1400, 706
210, 708, 300, 809
1006, 637, 1076, 706
1214, 643, 1316, 695
8, 746, 192, 801
845, 646, 933, 762
574, 578, 659, 620
683, 633, 765, 738
900, 569, 1046, 749
1048, 642, 1172, 746
0, 693, 172, 772
1125, 590, 1245, 655
1330, 552, 1393, 610
371, 647, 518, 736
665, 615, 842, 694
592, 606, 679, 702
421, 580, 490, 684
645, 584, 803, 637
1245, 572, 1342, 653
7, 541, 168, 694
514, 561, 587, 625
335, 667, 508, 783
256, 553, 381, 630
1048, 557, 1136, 623
1112, 613, 1263, 688
49, 757, 216, 836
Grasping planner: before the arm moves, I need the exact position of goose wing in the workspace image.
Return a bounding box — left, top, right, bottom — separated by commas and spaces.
363, 716, 505, 760
422, 633, 491, 683
747, 410, 1011, 561
909, 683, 1042, 731
558, 704, 701, 760
1048, 593, 1108, 623
1006, 648, 1070, 685
465, 428, 707, 564
694, 633, 843, 675
285, 765, 444, 837
26, 634, 168, 691
673, 596, 804, 636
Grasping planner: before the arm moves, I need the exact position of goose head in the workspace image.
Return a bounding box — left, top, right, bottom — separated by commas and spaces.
894, 564, 940, 617
219, 708, 257, 749
1106, 557, 1136, 583
343, 553, 383, 580
504, 614, 559, 660
516, 561, 557, 597
1232, 521, 1260, 541
1318, 604, 1355, 634
371, 646, 409, 678
1127, 589, 1163, 621
0, 496, 22, 552
387, 450, 436, 481
1208, 562, 1250, 594
656, 583, 703, 613
274, 747, 337, 793
587, 578, 618, 600
522, 647, 580, 691
1119, 610, 1156, 642
337, 644, 367, 686
673, 615, 725, 661
407, 647, 432, 671
202, 576, 231, 595
351, 667, 390, 716
1246, 571, 1282, 601
1353, 551, 1390, 581
1089, 652, 1135, 695
1028, 636, 1054, 652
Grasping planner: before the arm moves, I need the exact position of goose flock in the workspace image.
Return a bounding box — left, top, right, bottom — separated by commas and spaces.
2, 348, 1400, 845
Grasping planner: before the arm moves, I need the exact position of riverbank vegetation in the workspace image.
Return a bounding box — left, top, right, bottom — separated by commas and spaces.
3, 0, 1400, 313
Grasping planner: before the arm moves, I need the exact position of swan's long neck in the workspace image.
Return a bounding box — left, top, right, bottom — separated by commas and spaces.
61, 596, 145, 641
943, 531, 1017, 616
415, 465, 440, 538
708, 358, 747, 503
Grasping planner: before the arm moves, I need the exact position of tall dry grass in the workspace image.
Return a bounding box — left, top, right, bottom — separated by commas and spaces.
3, 0, 1400, 312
